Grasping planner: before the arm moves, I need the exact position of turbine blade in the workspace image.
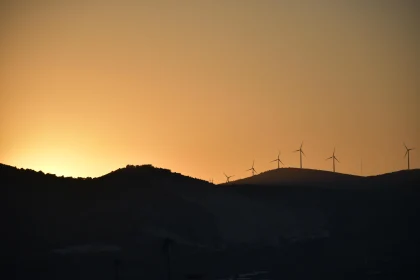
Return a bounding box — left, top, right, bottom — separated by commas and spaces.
279, 160, 284, 165
270, 159, 277, 163
326, 156, 332, 160
300, 141, 303, 149
335, 157, 340, 163
404, 142, 408, 150
301, 150, 306, 157
404, 150, 408, 158
294, 150, 300, 152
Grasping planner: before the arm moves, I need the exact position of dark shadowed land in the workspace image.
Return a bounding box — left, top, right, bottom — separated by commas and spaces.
2, 163, 420, 279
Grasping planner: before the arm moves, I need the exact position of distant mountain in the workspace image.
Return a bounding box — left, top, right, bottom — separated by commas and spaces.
364, 169, 420, 188
97, 164, 211, 187
221, 167, 362, 187
221, 167, 420, 189
0, 163, 210, 185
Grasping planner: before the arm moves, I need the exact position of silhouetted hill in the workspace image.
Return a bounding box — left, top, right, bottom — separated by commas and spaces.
98, 164, 211, 187
2, 163, 219, 256
2, 163, 420, 279
221, 167, 363, 187
221, 167, 420, 189
0, 162, 71, 181
0, 163, 211, 186
365, 169, 420, 189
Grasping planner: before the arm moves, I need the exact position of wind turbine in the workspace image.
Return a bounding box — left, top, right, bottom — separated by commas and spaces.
326, 148, 340, 172
293, 141, 306, 168
404, 143, 415, 170
223, 172, 234, 183
270, 151, 284, 169
246, 160, 257, 176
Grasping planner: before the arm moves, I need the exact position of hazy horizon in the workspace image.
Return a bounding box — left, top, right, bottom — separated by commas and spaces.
1, 0, 419, 182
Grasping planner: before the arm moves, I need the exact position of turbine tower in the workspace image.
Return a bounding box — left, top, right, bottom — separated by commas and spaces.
270, 151, 284, 169
223, 172, 234, 183
404, 143, 415, 170
246, 160, 257, 176
326, 148, 340, 172
293, 141, 306, 168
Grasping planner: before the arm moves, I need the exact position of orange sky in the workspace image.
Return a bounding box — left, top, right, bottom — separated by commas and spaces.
1, 0, 419, 182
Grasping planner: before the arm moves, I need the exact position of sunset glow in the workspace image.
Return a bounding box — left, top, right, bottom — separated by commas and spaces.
1, 1, 419, 182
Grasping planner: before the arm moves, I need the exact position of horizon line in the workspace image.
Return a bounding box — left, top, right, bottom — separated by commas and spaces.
1, 162, 418, 182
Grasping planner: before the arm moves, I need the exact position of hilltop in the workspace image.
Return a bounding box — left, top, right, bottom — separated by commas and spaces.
0, 163, 213, 189
3, 162, 418, 189
221, 167, 362, 187
221, 167, 420, 189
364, 168, 420, 188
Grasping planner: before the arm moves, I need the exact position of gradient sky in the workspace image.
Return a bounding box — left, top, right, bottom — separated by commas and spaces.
1, 0, 419, 182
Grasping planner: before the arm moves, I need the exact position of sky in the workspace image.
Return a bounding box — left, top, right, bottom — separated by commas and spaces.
1, 0, 419, 182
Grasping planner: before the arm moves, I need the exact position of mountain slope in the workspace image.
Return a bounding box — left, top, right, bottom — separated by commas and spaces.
221, 167, 420, 189
221, 167, 363, 187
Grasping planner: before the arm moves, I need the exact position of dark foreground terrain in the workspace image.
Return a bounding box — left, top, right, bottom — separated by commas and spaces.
2, 163, 420, 279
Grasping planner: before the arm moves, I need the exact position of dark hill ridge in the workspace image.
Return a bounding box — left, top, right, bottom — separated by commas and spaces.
0, 162, 66, 180
221, 167, 420, 189
2, 162, 420, 279
221, 167, 362, 187
364, 169, 420, 188
2, 162, 419, 188
0, 163, 212, 188
98, 164, 211, 186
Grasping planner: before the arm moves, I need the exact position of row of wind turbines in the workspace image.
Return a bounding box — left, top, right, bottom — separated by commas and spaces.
220, 142, 415, 183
